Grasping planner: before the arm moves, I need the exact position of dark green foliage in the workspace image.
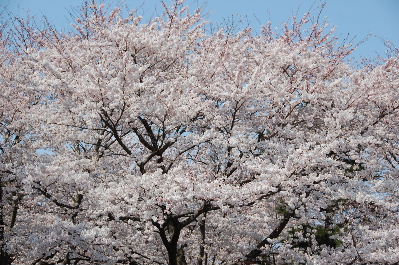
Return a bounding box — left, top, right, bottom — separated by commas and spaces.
314, 226, 343, 248
288, 224, 343, 251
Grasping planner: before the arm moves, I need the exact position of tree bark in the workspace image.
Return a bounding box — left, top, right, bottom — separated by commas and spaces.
245, 212, 293, 262
155, 218, 182, 265
0, 177, 12, 265
197, 214, 206, 265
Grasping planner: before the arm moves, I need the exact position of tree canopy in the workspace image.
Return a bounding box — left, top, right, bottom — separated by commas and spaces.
1, 1, 398, 265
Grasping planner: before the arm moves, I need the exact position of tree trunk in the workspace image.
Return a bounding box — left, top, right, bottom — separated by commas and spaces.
0, 179, 12, 265
167, 244, 179, 265
197, 214, 206, 265
156, 218, 182, 265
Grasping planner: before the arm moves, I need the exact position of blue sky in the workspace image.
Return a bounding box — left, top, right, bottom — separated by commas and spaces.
1, 0, 398, 61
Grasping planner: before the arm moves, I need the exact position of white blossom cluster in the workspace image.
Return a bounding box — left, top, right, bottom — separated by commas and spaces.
0, 1, 398, 265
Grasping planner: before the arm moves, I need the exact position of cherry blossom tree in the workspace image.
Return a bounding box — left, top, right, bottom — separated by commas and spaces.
1, 1, 399, 265
0, 19, 46, 265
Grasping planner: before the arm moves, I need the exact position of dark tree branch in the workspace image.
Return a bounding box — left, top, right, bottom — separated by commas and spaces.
33, 182, 81, 210
100, 110, 132, 155
138, 116, 159, 150
10, 194, 22, 228
245, 211, 294, 262
132, 126, 155, 151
